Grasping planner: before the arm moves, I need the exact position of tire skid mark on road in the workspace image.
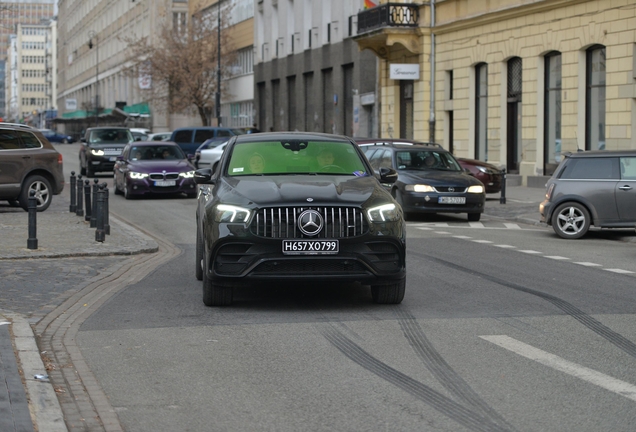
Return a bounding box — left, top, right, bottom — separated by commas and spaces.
320, 325, 512, 432
412, 251, 636, 360
393, 309, 517, 431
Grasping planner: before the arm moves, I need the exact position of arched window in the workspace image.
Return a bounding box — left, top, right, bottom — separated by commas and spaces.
544, 51, 562, 175
586, 45, 606, 151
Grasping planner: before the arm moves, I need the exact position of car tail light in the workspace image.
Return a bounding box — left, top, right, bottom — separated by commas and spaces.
545, 183, 555, 200
57, 154, 63, 164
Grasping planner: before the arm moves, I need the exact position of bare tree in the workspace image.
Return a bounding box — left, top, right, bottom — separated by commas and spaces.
122, 4, 236, 126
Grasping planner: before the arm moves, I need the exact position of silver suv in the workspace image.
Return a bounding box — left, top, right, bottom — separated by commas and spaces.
540, 150, 636, 238
0, 123, 65, 211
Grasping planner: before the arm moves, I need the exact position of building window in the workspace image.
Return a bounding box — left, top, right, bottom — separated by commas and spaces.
475, 63, 488, 161
544, 51, 562, 175
173, 12, 187, 35
586, 45, 606, 151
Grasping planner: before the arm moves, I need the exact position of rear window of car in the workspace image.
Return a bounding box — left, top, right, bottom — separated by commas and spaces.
559, 157, 619, 180
17, 131, 43, 149
226, 140, 367, 176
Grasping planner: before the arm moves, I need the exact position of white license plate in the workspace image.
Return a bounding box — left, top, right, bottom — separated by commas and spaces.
282, 240, 339, 255
109, 156, 117, 161
154, 180, 176, 187
438, 196, 466, 204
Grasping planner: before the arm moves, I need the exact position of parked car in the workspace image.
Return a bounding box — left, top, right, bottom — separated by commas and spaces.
456, 157, 503, 193
194, 132, 406, 306
79, 127, 134, 177
0, 123, 64, 211
540, 150, 636, 239
39, 129, 75, 144
170, 126, 245, 156
113, 142, 197, 199
194, 138, 228, 169
147, 132, 172, 142
356, 139, 486, 221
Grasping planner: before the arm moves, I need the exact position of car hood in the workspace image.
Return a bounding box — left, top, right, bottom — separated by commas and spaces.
128, 160, 194, 172
87, 142, 129, 148
398, 169, 482, 187
457, 158, 500, 170
218, 175, 385, 207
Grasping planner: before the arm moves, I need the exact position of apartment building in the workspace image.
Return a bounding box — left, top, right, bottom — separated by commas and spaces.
254, 0, 379, 137
55, 0, 189, 137
355, 0, 636, 185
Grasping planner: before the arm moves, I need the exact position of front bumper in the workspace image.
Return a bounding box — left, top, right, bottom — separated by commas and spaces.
400, 191, 485, 214
126, 177, 197, 196
539, 199, 552, 224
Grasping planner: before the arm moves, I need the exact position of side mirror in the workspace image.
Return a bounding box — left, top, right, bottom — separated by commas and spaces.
81, 138, 86, 143
379, 167, 398, 184
194, 168, 215, 184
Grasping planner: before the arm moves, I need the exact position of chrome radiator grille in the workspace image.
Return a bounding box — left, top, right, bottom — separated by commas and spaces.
149, 172, 179, 180
250, 207, 369, 239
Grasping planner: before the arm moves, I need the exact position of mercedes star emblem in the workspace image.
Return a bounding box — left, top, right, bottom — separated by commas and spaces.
298, 209, 323, 236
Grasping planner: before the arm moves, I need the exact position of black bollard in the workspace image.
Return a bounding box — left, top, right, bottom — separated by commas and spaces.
102, 183, 110, 235
499, 168, 507, 204
75, 174, 84, 216
27, 190, 38, 250
69, 171, 76, 212
84, 179, 92, 221
95, 184, 106, 242
90, 179, 99, 228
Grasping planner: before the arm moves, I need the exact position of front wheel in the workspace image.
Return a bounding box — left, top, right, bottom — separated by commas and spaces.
195, 227, 204, 281
371, 278, 406, 304
467, 213, 481, 222
551, 202, 591, 239
18, 175, 52, 211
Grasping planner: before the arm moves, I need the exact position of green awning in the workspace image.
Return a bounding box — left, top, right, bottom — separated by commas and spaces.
122, 102, 150, 115
62, 110, 88, 119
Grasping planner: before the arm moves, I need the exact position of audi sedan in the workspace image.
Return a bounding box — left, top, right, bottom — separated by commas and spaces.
194, 132, 406, 306
113, 142, 197, 199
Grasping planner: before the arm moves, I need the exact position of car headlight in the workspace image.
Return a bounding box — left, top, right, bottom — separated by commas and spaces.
367, 203, 399, 222
90, 148, 104, 156
179, 171, 195, 178
467, 185, 485, 193
215, 204, 251, 223
129, 172, 148, 179
405, 184, 435, 193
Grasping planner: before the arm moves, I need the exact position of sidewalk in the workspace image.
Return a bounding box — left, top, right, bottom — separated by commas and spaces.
0, 184, 544, 432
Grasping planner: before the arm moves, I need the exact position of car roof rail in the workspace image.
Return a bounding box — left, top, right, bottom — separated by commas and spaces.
0, 122, 36, 130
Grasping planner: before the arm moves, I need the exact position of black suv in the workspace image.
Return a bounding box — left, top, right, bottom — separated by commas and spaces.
194, 132, 406, 306
540, 150, 636, 239
0, 123, 64, 211
79, 127, 134, 177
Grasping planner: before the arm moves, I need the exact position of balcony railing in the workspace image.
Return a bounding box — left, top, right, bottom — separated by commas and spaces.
357, 3, 419, 34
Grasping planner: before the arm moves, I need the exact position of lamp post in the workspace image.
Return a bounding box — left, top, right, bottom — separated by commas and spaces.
216, 0, 222, 127
88, 31, 99, 127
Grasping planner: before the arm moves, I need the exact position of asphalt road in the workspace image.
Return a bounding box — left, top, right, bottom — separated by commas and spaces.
52, 144, 636, 431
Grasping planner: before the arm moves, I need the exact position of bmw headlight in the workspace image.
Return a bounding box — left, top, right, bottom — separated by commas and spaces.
367, 203, 399, 222
405, 184, 435, 193
90, 148, 104, 156
129, 172, 148, 179
179, 171, 195, 178
467, 185, 485, 193
215, 204, 251, 223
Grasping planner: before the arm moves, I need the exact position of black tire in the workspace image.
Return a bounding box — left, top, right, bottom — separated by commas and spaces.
86, 165, 95, 178
18, 175, 52, 212
371, 278, 406, 304
551, 202, 591, 239
8, 200, 20, 207
393, 190, 409, 221
467, 213, 481, 222
186, 192, 197, 199
124, 184, 133, 200
202, 253, 233, 306
80, 165, 86, 176
113, 182, 123, 195
195, 227, 204, 281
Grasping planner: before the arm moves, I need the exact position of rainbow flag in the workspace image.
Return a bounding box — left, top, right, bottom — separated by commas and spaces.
364, 0, 377, 9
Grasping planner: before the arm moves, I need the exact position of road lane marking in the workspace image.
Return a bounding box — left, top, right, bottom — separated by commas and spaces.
575, 262, 602, 267
519, 250, 542, 254
494, 245, 516, 248
435, 231, 451, 234
480, 335, 636, 402
472, 240, 493, 243
453, 235, 472, 239
545, 256, 570, 260
605, 269, 635, 274
504, 223, 522, 229
416, 227, 434, 230
469, 222, 485, 228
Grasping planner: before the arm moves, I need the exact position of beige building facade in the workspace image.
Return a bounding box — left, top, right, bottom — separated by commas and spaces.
356, 0, 636, 185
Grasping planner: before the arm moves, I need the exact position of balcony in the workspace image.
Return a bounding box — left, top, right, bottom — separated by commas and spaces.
355, 3, 421, 58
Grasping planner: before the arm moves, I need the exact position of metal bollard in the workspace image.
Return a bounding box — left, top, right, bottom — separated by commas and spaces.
499, 168, 507, 204
90, 179, 99, 228
84, 179, 92, 221
75, 174, 84, 216
69, 171, 76, 212
102, 183, 110, 235
95, 184, 106, 242
27, 190, 38, 250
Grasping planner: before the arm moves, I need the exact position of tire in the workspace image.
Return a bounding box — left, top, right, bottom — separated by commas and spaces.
202, 252, 233, 306
195, 227, 204, 281
186, 192, 197, 199
113, 182, 123, 195
551, 202, 591, 239
8, 200, 20, 207
18, 175, 52, 212
124, 184, 133, 200
80, 165, 86, 176
86, 165, 95, 178
371, 278, 406, 304
393, 189, 409, 221
467, 213, 481, 222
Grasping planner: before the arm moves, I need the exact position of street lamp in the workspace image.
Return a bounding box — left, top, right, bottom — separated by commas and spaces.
216, 0, 222, 127
88, 31, 99, 127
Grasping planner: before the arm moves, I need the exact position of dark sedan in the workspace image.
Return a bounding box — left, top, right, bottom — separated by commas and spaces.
39, 129, 75, 144
113, 142, 197, 199
357, 140, 486, 221
456, 157, 503, 193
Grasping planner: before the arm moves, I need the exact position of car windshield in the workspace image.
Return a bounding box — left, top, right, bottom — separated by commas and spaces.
89, 129, 132, 144
226, 140, 367, 176
395, 150, 462, 171
130, 145, 185, 161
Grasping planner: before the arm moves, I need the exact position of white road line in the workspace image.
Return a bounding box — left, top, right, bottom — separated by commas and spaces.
416, 227, 434, 230
472, 240, 493, 244
469, 222, 485, 228
519, 250, 542, 254
504, 223, 522, 229
545, 256, 570, 260
480, 335, 636, 402
494, 245, 516, 248
605, 269, 635, 274
575, 262, 602, 267
435, 231, 452, 234
453, 235, 472, 239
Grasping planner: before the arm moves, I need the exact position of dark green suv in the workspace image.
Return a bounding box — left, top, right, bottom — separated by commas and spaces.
0, 123, 64, 211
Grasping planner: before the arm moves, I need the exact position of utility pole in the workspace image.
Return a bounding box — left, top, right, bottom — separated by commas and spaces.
88, 31, 98, 127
